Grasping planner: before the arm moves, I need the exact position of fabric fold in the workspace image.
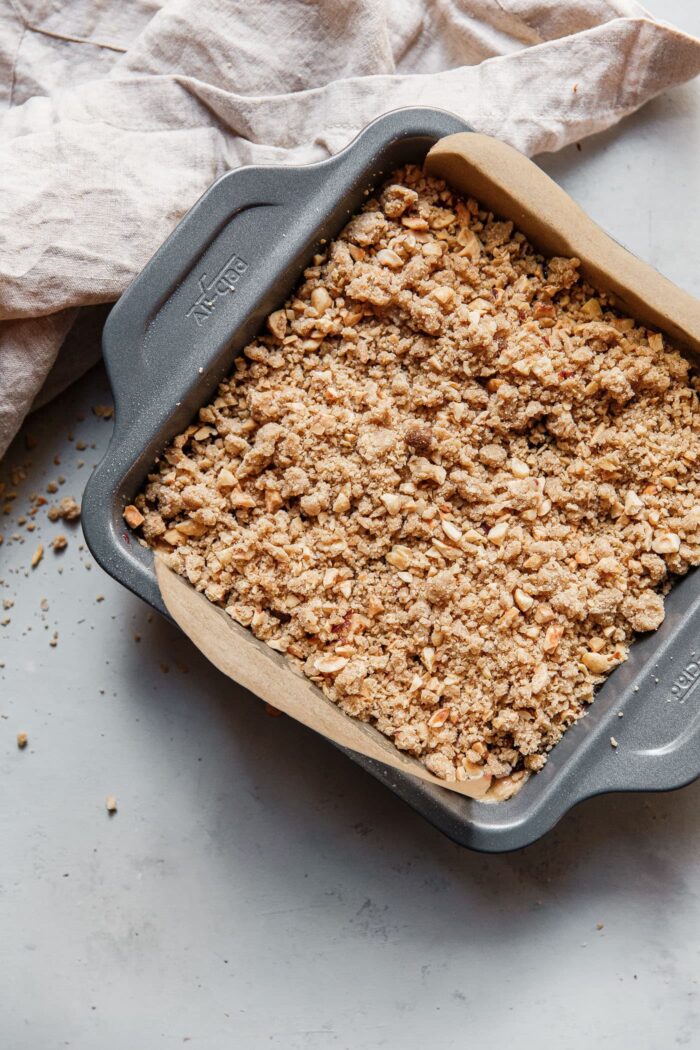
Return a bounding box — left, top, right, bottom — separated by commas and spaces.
0, 0, 699, 457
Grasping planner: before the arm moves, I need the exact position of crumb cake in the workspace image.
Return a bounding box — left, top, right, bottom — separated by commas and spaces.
128, 165, 700, 789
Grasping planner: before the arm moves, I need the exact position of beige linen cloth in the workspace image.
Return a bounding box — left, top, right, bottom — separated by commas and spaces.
1, 0, 700, 458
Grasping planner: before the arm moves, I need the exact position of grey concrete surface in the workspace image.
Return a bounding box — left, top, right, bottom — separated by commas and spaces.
2, 4, 700, 1047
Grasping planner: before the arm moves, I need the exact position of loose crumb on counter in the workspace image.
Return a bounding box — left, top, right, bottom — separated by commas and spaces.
92, 404, 114, 420
129, 165, 700, 790
47, 496, 80, 523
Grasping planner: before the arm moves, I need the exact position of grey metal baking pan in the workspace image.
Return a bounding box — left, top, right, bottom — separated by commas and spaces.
82, 107, 700, 852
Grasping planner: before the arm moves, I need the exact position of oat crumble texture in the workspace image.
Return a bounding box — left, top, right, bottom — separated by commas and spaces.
133, 166, 700, 786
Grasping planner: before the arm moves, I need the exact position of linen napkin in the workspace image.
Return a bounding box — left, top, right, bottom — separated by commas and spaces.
1, 0, 700, 456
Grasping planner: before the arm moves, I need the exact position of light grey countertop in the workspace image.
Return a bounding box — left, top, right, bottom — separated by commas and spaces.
2, 5, 700, 1047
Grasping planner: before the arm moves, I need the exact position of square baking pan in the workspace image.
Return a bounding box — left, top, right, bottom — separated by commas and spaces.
82, 107, 700, 852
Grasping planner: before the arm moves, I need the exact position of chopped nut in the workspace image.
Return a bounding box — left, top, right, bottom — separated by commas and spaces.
267, 310, 287, 340
31, 544, 44, 568
315, 655, 348, 674
216, 468, 236, 490
487, 521, 509, 546
421, 647, 436, 672
651, 532, 681, 555
432, 286, 456, 309
513, 587, 534, 612
531, 664, 549, 694
582, 651, 615, 674
582, 297, 602, 319
230, 490, 256, 509
323, 568, 339, 588
106, 795, 118, 813
17, 732, 28, 749
310, 287, 332, 314
456, 228, 481, 259
123, 505, 145, 529
510, 458, 530, 479
543, 624, 564, 652
624, 490, 644, 517
380, 493, 404, 515
376, 248, 403, 269
333, 491, 351, 514
386, 545, 412, 571
441, 520, 462, 544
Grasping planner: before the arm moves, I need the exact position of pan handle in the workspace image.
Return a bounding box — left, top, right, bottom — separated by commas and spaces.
85, 162, 314, 614
577, 692, 700, 797
566, 589, 700, 805
100, 163, 311, 440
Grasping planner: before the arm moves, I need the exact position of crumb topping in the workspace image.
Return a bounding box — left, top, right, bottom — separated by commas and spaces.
132, 165, 700, 787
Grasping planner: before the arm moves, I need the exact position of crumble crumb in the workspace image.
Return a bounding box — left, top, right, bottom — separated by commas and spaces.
123, 505, 145, 529
47, 496, 80, 523
132, 165, 700, 786
92, 404, 114, 419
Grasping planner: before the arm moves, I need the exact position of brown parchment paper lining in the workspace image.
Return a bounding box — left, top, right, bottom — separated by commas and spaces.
154, 133, 700, 800
157, 559, 491, 798
425, 134, 700, 358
